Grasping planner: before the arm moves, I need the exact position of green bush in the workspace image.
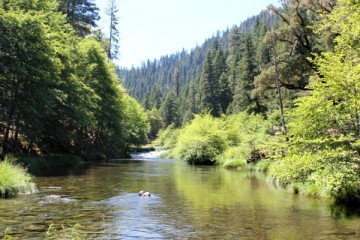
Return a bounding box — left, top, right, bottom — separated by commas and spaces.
268, 149, 360, 202
219, 113, 269, 168
222, 158, 247, 169
217, 146, 247, 169
268, 152, 324, 185
172, 114, 227, 165
247, 158, 272, 172
168, 112, 270, 166
153, 124, 179, 149
0, 155, 36, 198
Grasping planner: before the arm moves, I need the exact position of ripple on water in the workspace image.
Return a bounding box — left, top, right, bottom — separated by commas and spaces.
92, 193, 181, 239
38, 194, 75, 205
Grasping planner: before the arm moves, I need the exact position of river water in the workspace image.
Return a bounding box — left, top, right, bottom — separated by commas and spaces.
0, 152, 359, 239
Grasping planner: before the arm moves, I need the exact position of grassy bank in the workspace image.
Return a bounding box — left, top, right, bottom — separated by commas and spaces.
0, 155, 36, 198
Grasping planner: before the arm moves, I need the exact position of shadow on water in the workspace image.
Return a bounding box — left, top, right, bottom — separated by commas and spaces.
330, 204, 360, 219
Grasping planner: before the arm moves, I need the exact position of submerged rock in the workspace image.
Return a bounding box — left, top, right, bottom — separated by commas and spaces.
138, 190, 151, 197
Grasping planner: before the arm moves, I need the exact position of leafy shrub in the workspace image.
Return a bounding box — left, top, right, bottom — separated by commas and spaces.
219, 113, 269, 168
247, 158, 272, 172
217, 146, 247, 169
222, 158, 247, 170
168, 112, 270, 166
268, 152, 324, 185
172, 114, 227, 164
269, 149, 360, 202
153, 124, 179, 149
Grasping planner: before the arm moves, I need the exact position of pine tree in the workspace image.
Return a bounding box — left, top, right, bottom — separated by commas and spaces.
160, 92, 179, 127
173, 69, 180, 97
199, 49, 221, 117
232, 33, 258, 113
58, 0, 100, 36
227, 25, 241, 93
106, 0, 120, 59
199, 38, 228, 117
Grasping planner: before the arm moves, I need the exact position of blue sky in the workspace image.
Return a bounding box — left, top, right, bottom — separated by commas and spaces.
95, 0, 280, 68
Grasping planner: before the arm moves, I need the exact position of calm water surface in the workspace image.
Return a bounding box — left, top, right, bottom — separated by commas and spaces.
1, 152, 360, 239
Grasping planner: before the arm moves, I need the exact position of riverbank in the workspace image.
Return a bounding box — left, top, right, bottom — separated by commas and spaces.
0, 155, 36, 198
153, 113, 360, 204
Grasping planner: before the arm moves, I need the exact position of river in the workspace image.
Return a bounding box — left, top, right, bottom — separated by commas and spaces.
0, 151, 359, 239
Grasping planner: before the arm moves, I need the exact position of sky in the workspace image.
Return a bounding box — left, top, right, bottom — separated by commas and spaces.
95, 0, 280, 68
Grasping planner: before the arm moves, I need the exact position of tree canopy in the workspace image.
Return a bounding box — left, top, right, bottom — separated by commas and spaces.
0, 0, 149, 159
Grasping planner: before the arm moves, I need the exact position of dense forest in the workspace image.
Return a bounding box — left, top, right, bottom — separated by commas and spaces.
120, 0, 360, 203
0, 0, 149, 161
119, 1, 334, 131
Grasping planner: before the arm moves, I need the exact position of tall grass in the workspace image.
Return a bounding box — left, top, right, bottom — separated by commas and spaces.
0, 155, 36, 198
46, 223, 85, 240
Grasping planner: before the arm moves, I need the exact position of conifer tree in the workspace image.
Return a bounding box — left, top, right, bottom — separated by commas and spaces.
160, 92, 179, 127
227, 25, 241, 93
58, 0, 99, 36
106, 0, 120, 59
232, 33, 263, 114
173, 69, 180, 97
199, 38, 228, 117
199, 49, 221, 117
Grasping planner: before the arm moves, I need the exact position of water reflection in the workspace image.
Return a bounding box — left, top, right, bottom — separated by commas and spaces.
0, 154, 359, 239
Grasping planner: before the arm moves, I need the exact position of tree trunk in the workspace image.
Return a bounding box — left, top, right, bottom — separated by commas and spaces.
270, 31, 287, 136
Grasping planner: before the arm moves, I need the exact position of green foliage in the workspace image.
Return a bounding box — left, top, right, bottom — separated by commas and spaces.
0, 155, 36, 198
160, 91, 180, 127
0, 4, 150, 160
58, 0, 99, 36
153, 124, 179, 150
170, 112, 269, 166
0, 0, 59, 11
217, 146, 247, 169
199, 38, 228, 117
172, 114, 227, 164
269, 150, 360, 201
265, 0, 360, 203
246, 158, 272, 172
146, 108, 163, 140
218, 113, 269, 168
106, 0, 120, 59
269, 152, 325, 185
123, 95, 150, 146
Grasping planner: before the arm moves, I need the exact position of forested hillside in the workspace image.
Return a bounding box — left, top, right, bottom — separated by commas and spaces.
119, 11, 280, 128
119, 0, 331, 132
0, 0, 149, 160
